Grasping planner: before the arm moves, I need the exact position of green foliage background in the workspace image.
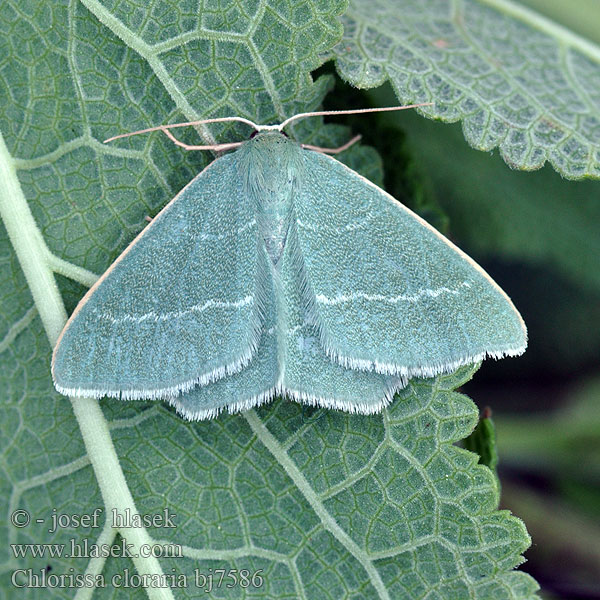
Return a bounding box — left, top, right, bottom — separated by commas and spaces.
1, 0, 599, 598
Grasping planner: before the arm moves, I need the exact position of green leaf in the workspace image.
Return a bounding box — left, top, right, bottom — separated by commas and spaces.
333, 0, 600, 179
0, 1, 538, 598
463, 407, 500, 488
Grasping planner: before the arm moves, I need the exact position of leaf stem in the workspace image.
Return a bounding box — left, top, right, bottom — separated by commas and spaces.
71, 399, 173, 600
47, 252, 99, 288
0, 132, 67, 343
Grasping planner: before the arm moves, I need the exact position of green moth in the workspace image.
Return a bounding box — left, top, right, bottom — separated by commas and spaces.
52, 108, 527, 419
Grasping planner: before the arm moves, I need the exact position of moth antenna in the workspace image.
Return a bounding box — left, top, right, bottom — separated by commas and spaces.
160, 127, 244, 152
103, 105, 434, 150
278, 103, 434, 130
103, 116, 261, 144
302, 134, 362, 155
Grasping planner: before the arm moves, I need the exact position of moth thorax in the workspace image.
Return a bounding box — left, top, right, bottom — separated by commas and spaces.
242, 133, 303, 266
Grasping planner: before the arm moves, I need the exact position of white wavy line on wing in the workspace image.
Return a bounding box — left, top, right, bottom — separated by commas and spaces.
95, 295, 254, 324
316, 281, 472, 305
